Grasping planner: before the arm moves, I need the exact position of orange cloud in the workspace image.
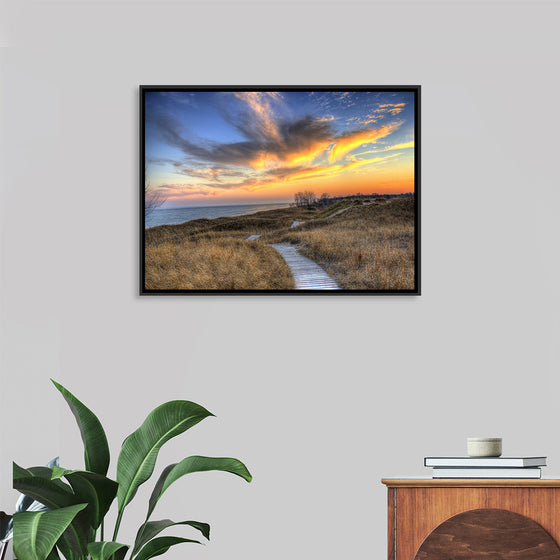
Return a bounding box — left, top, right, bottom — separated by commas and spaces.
160, 149, 413, 200
281, 164, 345, 184
328, 123, 400, 163
343, 155, 399, 169
387, 141, 414, 150
183, 167, 221, 180
284, 139, 333, 166
249, 152, 281, 169
374, 103, 407, 116
353, 141, 414, 157
245, 154, 402, 191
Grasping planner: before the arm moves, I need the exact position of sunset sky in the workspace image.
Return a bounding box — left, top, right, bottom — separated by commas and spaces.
144, 90, 416, 208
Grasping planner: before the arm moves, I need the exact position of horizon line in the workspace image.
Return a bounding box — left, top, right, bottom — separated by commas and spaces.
157, 192, 415, 211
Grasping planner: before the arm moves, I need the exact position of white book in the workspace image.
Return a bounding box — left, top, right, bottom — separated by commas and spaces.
432, 467, 542, 479
424, 456, 546, 468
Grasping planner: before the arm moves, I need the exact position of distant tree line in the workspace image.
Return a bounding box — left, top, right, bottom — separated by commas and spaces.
293, 190, 413, 208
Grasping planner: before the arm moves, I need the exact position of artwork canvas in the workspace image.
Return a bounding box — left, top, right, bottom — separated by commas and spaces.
141, 86, 420, 294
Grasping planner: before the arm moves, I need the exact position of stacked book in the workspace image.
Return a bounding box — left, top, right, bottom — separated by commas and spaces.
425, 456, 547, 478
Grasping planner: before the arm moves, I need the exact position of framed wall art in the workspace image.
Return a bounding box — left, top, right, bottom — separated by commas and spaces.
141, 85, 420, 295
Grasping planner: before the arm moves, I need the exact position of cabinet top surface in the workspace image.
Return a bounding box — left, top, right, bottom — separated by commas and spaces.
382, 478, 560, 488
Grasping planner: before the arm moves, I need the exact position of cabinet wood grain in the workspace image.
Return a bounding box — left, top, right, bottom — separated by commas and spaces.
414, 508, 560, 559
382, 479, 560, 560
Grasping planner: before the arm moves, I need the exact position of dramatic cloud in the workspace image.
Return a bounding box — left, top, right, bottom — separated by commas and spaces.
150, 110, 336, 170
352, 141, 414, 157
152, 109, 399, 172
328, 124, 400, 163
232, 92, 284, 144
175, 153, 403, 194
148, 91, 410, 199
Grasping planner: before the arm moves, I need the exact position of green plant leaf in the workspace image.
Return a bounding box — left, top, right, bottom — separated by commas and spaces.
14, 465, 77, 510
51, 380, 110, 476
87, 541, 129, 560
51, 467, 118, 530
13, 457, 60, 516
22, 466, 73, 493
146, 456, 252, 520
27, 466, 61, 479
134, 536, 201, 560
132, 519, 210, 555
13, 462, 31, 479
13, 503, 87, 560
14, 464, 91, 556
116, 401, 213, 515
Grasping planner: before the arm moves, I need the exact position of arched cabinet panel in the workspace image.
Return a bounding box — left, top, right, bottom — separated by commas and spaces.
414, 508, 560, 559
382, 479, 560, 560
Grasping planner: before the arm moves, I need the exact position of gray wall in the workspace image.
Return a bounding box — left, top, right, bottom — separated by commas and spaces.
1, 1, 559, 558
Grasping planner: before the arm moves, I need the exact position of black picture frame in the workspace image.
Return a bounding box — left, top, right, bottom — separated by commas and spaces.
141, 85, 420, 295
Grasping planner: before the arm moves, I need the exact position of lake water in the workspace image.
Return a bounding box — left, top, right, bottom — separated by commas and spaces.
145, 202, 290, 229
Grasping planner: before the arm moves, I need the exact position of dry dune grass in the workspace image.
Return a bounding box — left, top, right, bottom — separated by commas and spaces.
144, 197, 416, 291
264, 198, 416, 290
145, 207, 315, 246
144, 207, 314, 290
145, 236, 294, 290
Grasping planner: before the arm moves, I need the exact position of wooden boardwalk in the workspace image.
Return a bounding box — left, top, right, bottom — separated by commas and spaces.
270, 243, 340, 290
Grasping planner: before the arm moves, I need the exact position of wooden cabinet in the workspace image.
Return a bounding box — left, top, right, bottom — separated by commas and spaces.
382, 479, 560, 559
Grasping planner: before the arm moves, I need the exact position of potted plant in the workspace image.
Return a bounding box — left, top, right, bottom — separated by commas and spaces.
13, 380, 252, 560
